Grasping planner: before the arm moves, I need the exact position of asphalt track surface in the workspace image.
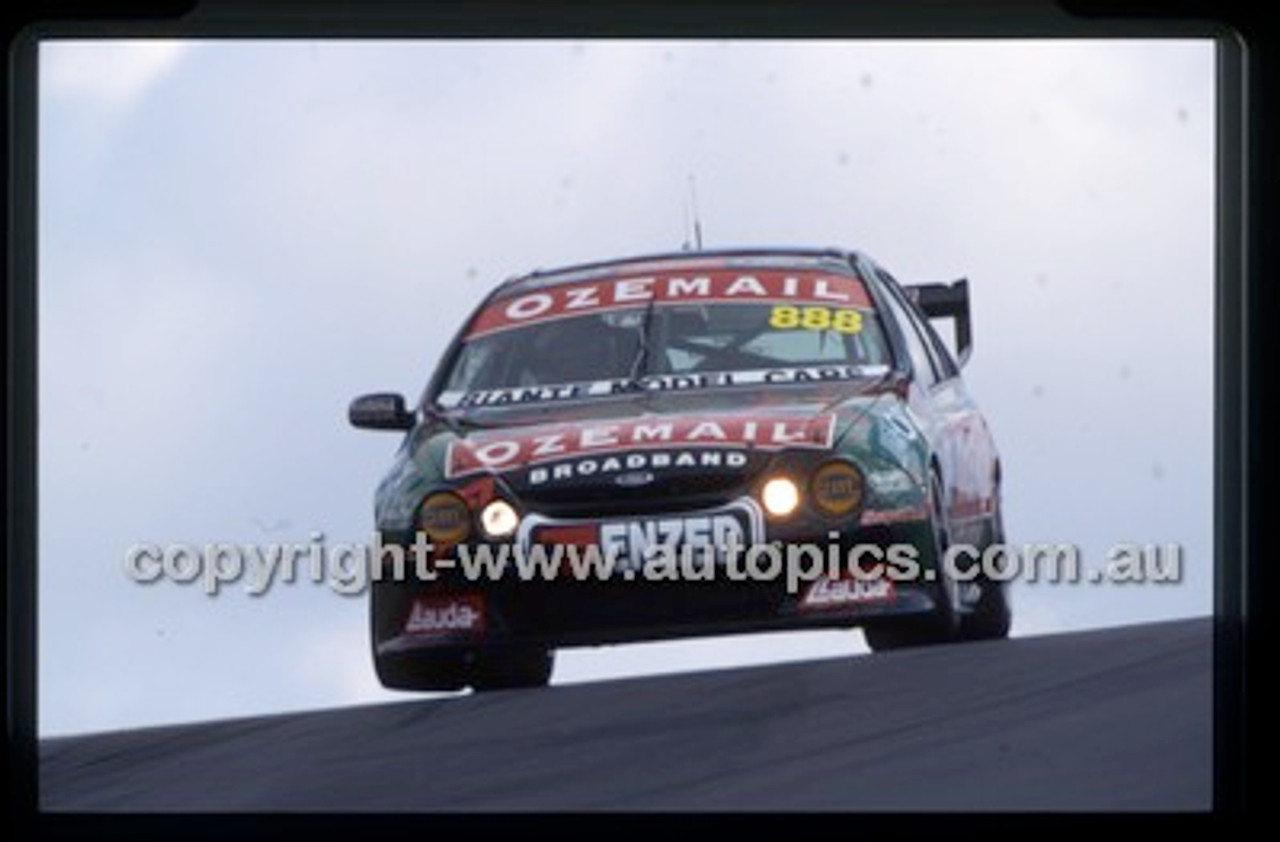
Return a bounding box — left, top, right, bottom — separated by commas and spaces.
40, 617, 1211, 811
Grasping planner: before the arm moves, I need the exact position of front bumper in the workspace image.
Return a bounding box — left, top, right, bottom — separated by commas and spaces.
372, 500, 942, 656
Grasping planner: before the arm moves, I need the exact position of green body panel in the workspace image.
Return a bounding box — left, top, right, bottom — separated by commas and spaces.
372, 383, 933, 545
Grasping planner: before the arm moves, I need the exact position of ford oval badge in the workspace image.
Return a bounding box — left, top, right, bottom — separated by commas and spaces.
614, 470, 655, 488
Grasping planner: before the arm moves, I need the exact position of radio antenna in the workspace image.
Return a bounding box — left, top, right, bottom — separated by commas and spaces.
681, 189, 692, 251
687, 174, 704, 251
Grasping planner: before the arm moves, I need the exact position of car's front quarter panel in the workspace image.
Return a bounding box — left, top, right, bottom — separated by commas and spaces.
372, 423, 450, 532
837, 392, 930, 493
904, 377, 1000, 546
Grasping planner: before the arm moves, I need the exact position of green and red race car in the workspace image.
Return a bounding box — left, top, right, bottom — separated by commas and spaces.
350, 248, 1010, 691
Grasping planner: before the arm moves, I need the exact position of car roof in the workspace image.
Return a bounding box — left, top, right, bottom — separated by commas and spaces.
492, 247, 873, 298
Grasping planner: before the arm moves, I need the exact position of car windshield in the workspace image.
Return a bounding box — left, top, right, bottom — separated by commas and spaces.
437, 296, 891, 404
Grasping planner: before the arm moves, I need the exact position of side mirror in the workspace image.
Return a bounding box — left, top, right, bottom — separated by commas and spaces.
349, 393, 415, 431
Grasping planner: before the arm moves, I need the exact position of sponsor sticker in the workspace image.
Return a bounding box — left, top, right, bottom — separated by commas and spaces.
445, 413, 835, 478
768, 305, 864, 334
858, 504, 931, 526
799, 575, 896, 611
527, 449, 748, 487
466, 270, 873, 338
434, 364, 890, 411
403, 594, 486, 636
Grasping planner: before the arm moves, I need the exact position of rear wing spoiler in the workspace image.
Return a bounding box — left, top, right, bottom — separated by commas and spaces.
905, 279, 971, 367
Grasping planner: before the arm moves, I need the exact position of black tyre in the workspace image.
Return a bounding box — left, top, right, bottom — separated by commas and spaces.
958, 502, 1012, 641
375, 650, 471, 691
471, 645, 555, 691
864, 472, 960, 652
370, 581, 473, 690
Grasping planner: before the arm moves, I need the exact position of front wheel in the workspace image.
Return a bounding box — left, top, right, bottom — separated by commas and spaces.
470, 645, 555, 691
864, 472, 960, 652
375, 650, 471, 691
958, 503, 1012, 641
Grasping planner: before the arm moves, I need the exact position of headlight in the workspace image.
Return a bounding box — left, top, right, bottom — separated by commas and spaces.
419, 492, 471, 544
761, 477, 801, 518
811, 460, 864, 517
479, 499, 520, 539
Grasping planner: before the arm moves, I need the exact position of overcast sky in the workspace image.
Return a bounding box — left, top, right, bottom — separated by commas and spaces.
37, 38, 1214, 737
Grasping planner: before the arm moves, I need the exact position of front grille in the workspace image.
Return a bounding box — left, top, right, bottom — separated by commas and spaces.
515, 461, 762, 518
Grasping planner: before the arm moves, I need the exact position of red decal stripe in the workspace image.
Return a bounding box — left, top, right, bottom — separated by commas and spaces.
531, 524, 599, 548
446, 413, 835, 477
467, 271, 872, 338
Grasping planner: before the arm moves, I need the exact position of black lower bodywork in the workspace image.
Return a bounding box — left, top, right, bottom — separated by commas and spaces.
370, 512, 1010, 691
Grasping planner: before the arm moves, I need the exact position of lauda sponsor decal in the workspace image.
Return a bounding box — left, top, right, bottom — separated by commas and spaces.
466, 270, 873, 338
446, 413, 835, 478
403, 594, 486, 636
799, 575, 896, 610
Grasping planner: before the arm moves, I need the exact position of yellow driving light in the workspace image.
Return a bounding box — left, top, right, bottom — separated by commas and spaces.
761, 477, 802, 518
419, 492, 471, 544
479, 499, 520, 539
811, 461, 864, 517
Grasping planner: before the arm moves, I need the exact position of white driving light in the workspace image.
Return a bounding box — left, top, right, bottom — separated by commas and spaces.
761, 477, 801, 517
479, 499, 520, 539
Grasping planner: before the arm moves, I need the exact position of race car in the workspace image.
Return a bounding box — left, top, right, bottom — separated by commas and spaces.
350, 248, 1010, 691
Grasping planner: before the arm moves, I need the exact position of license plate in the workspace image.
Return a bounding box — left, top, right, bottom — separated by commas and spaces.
520, 501, 763, 573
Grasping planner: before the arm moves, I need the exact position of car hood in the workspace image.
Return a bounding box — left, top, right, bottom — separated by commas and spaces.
451, 372, 887, 444
374, 374, 927, 527
437, 375, 872, 478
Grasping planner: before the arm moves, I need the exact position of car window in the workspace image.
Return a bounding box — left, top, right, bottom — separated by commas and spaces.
442, 314, 643, 392
886, 276, 961, 381
652, 303, 888, 375
876, 277, 940, 388
438, 269, 898, 402
918, 315, 960, 381
441, 301, 891, 395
